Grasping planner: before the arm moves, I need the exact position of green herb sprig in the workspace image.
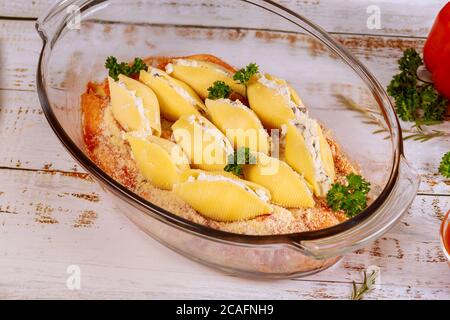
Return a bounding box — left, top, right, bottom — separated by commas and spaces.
403, 123, 450, 142
233, 63, 259, 86
105, 56, 148, 81
224, 147, 256, 177
335, 94, 389, 138
387, 48, 447, 123
351, 270, 378, 300
207, 81, 231, 100
439, 151, 450, 178
327, 173, 371, 218
336, 94, 449, 143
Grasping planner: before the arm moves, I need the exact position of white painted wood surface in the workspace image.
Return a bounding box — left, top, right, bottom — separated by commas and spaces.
0, 0, 449, 299
1, 0, 448, 37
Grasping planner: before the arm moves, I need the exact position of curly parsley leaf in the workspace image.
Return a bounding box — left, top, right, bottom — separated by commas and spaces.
233, 63, 259, 86
439, 151, 450, 178
224, 147, 256, 177
327, 173, 371, 218
420, 85, 448, 122
207, 81, 232, 100
398, 48, 423, 74
387, 48, 447, 123
105, 56, 148, 81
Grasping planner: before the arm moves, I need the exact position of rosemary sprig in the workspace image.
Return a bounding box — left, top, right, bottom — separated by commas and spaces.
351, 270, 378, 300
336, 94, 449, 143
403, 123, 450, 142
334, 94, 389, 138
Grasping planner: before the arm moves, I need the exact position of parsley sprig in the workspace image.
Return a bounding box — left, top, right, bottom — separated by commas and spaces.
224, 147, 256, 177
207, 63, 259, 99
105, 56, 148, 81
327, 173, 371, 218
439, 151, 450, 178
233, 63, 259, 86
387, 48, 447, 123
207, 81, 231, 100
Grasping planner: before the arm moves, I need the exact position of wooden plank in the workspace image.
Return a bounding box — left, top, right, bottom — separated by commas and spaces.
1, 0, 448, 301
0, 20, 39, 92
0, 0, 447, 38
0, 20, 448, 194
0, 168, 448, 299
0, 20, 435, 94
0, 20, 434, 92
0, 90, 80, 172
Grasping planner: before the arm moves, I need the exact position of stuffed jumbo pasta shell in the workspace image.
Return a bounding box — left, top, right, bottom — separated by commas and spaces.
243, 152, 315, 208
283, 112, 336, 197
108, 75, 161, 135
205, 98, 270, 154
174, 169, 272, 221
125, 133, 190, 190
247, 73, 306, 129
171, 114, 234, 172
166, 58, 246, 98
139, 68, 206, 121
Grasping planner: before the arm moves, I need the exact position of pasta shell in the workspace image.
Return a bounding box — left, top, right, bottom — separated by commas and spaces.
171, 114, 234, 171
174, 169, 272, 222
166, 59, 246, 98
318, 128, 336, 182
108, 76, 161, 135
205, 98, 270, 154
139, 68, 206, 121
247, 73, 305, 129
283, 114, 336, 197
243, 153, 315, 208
125, 133, 190, 190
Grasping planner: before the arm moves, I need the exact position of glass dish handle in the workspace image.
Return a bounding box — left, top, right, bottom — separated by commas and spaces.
294, 156, 420, 259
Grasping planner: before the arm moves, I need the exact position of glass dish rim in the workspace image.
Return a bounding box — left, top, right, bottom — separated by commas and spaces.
35, 0, 403, 246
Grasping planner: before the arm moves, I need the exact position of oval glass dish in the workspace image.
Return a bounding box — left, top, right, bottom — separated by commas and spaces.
35, 0, 420, 278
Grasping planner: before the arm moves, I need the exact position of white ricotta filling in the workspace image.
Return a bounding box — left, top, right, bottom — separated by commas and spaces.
150, 68, 198, 106
255, 188, 270, 203
258, 74, 306, 118
188, 173, 270, 203
186, 115, 233, 154
215, 98, 247, 110
173, 59, 232, 76
290, 113, 332, 193
172, 84, 198, 106
165, 63, 174, 74
174, 59, 201, 68
117, 81, 152, 134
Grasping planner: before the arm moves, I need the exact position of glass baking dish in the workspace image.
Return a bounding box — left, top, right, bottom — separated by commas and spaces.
35, 0, 420, 277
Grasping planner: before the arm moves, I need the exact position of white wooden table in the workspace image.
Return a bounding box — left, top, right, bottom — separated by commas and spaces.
0, 0, 449, 299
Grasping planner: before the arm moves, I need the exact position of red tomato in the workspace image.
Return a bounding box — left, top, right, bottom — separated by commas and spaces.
424, 2, 450, 72
433, 62, 450, 100
423, 2, 450, 99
